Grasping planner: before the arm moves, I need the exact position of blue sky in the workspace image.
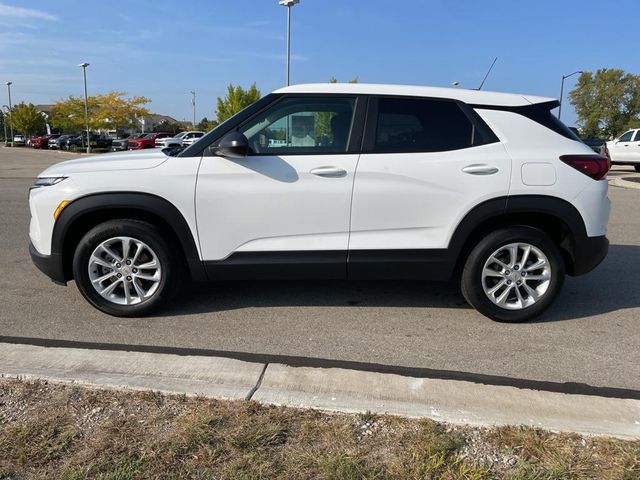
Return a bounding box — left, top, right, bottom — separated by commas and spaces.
0, 0, 637, 127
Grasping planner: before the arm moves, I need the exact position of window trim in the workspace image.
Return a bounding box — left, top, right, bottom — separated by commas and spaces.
361, 95, 499, 154
188, 93, 368, 158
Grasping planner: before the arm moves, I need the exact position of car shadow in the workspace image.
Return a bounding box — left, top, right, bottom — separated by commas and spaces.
162, 244, 639, 322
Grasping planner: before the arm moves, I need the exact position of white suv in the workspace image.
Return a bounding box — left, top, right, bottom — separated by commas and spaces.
29, 83, 610, 322
602, 128, 640, 171
155, 131, 205, 149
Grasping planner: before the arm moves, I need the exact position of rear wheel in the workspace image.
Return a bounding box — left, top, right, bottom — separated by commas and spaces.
461, 227, 565, 322
72, 220, 181, 317
634, 165, 640, 173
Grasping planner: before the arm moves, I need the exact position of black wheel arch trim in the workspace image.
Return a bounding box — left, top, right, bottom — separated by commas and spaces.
449, 194, 604, 277
51, 192, 206, 282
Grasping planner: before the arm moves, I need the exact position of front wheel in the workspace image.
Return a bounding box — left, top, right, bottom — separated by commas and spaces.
461, 227, 565, 322
72, 219, 181, 317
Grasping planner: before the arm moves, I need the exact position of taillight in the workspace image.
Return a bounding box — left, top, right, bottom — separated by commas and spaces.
559, 154, 610, 180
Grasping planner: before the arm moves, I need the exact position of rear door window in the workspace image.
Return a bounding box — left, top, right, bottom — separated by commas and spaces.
372, 97, 479, 153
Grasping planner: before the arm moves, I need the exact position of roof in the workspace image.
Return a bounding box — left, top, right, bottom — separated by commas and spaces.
273, 83, 555, 107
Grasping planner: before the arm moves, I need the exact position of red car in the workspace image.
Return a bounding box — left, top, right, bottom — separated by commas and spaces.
127, 132, 172, 150
31, 134, 60, 149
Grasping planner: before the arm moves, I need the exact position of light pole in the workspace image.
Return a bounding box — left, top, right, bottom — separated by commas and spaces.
5, 82, 14, 147
279, 0, 299, 86
78, 62, 91, 153
558, 70, 582, 120
191, 90, 196, 128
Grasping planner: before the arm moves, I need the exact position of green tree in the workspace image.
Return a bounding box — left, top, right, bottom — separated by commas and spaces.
314, 76, 360, 142
6, 103, 46, 138
569, 69, 640, 138
215, 83, 261, 123
0, 110, 6, 142
196, 116, 218, 131
153, 119, 184, 134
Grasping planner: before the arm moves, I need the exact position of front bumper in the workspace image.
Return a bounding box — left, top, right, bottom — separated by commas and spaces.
29, 242, 67, 285
570, 235, 609, 276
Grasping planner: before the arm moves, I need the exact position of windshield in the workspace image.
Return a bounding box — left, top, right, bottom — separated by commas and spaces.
174, 132, 188, 139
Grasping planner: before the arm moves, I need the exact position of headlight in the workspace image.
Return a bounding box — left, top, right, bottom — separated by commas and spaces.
32, 177, 67, 188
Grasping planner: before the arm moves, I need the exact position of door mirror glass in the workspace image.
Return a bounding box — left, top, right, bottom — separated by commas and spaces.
213, 131, 249, 158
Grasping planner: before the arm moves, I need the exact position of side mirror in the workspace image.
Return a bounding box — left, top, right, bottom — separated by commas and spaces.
212, 131, 249, 158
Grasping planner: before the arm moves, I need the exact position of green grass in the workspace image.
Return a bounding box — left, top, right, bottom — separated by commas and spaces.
0, 378, 638, 479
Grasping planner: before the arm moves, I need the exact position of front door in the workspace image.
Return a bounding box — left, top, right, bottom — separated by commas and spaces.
610, 130, 634, 162
196, 95, 363, 278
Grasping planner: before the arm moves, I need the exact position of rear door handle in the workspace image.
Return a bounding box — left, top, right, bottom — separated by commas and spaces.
310, 166, 347, 178
462, 164, 499, 175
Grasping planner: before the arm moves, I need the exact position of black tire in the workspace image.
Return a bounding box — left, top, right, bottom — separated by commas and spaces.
72, 219, 182, 317
461, 227, 565, 323
634, 165, 640, 173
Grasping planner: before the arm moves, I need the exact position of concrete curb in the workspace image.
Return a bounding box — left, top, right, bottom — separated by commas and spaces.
1, 342, 638, 439
609, 176, 640, 190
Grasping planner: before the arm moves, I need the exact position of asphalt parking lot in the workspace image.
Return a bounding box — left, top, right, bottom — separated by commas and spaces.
1, 147, 639, 392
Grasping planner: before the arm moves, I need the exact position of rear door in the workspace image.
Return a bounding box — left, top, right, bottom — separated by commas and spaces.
196, 95, 365, 278
349, 95, 510, 279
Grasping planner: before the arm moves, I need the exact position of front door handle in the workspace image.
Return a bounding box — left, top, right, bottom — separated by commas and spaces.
310, 166, 347, 178
462, 164, 499, 175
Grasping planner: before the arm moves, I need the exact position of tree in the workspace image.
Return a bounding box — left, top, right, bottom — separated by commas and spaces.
0, 110, 6, 142
50, 91, 150, 133
196, 116, 218, 132
50, 95, 98, 133
6, 103, 46, 138
92, 91, 150, 131
314, 77, 360, 142
215, 83, 261, 124
569, 69, 640, 138
153, 119, 183, 134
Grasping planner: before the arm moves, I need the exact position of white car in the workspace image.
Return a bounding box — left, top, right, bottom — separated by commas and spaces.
155, 131, 204, 148
601, 128, 640, 172
29, 83, 610, 322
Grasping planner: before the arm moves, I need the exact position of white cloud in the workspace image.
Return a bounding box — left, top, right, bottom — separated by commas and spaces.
0, 3, 58, 21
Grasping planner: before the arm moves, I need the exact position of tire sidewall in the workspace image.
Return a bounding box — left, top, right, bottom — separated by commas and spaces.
462, 227, 565, 322
72, 220, 178, 317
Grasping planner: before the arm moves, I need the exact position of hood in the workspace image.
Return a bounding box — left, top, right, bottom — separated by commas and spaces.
39, 150, 169, 176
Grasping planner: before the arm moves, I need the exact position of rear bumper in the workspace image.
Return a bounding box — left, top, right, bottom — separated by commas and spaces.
570, 235, 609, 276
29, 242, 67, 285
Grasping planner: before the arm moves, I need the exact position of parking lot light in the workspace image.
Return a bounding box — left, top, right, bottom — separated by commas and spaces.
558, 71, 583, 121
5, 82, 14, 147
279, 0, 299, 86
78, 63, 91, 153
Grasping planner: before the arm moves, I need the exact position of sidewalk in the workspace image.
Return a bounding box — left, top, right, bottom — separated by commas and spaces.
2, 341, 638, 439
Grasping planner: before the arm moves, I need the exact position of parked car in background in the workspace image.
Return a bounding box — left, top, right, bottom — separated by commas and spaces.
601, 128, 640, 172
12, 134, 26, 146
155, 131, 187, 148
155, 131, 205, 148
31, 134, 61, 149
65, 133, 113, 151
111, 133, 146, 152
128, 132, 172, 150
48, 135, 75, 150
181, 131, 205, 146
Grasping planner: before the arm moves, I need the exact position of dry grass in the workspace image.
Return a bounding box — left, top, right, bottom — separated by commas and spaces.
0, 378, 637, 479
